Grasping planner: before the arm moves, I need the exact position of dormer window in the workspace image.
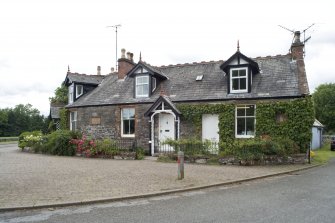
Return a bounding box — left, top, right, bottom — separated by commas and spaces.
76, 85, 83, 98
230, 67, 248, 93
136, 75, 149, 97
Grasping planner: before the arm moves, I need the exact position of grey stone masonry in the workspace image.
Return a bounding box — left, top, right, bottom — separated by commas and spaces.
74, 104, 152, 150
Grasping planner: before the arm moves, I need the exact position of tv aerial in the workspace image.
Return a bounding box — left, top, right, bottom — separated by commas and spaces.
278, 24, 315, 56
107, 24, 121, 71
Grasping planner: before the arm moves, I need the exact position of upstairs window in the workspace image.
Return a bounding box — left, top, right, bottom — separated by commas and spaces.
236, 105, 255, 138
230, 68, 248, 93
136, 76, 149, 97
76, 85, 83, 98
68, 84, 74, 104
121, 108, 135, 137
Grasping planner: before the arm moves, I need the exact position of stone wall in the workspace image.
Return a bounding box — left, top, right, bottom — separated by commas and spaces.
75, 104, 152, 151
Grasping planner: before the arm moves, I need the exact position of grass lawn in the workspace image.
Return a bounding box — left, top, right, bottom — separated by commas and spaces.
312, 143, 335, 164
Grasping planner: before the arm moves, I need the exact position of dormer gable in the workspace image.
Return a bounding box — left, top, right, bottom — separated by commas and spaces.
220, 48, 259, 94
127, 61, 168, 98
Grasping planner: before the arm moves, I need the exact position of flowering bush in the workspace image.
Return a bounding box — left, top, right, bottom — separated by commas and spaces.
18, 131, 43, 150
70, 135, 96, 157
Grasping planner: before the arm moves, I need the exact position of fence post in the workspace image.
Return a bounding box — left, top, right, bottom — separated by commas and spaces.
178, 151, 184, 180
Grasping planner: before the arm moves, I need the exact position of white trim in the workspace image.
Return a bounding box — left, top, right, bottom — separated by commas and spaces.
121, 108, 135, 138
150, 109, 179, 156
230, 67, 248, 93
152, 77, 157, 92
135, 75, 149, 98
235, 105, 256, 138
70, 111, 77, 131
68, 84, 74, 104
76, 84, 83, 98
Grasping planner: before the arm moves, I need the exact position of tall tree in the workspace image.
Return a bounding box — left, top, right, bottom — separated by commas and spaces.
0, 104, 47, 136
313, 83, 335, 133
49, 84, 68, 104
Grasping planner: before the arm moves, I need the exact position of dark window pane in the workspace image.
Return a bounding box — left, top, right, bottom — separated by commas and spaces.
232, 70, 238, 77
232, 79, 239, 90
240, 78, 246, 90
237, 118, 245, 135
239, 69, 246, 77
123, 120, 129, 134
246, 106, 255, 116
129, 120, 135, 134
246, 118, 255, 135
237, 108, 245, 116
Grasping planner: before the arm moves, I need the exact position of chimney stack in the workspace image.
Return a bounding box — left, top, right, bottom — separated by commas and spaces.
121, 48, 126, 58
97, 66, 101, 75
291, 31, 304, 61
117, 48, 135, 79
290, 31, 309, 95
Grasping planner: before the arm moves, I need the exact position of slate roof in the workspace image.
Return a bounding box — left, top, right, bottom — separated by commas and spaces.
50, 106, 62, 119
64, 72, 105, 86
67, 54, 302, 108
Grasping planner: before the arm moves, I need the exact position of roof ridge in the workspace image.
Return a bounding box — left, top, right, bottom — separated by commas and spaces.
155, 60, 225, 68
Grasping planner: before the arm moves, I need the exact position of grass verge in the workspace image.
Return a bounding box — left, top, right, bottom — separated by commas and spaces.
312, 143, 335, 164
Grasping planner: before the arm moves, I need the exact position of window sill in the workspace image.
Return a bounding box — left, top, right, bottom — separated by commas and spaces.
230, 90, 248, 94
121, 134, 135, 138
235, 135, 255, 139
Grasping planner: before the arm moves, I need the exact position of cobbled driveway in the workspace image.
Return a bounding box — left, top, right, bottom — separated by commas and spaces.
0, 144, 312, 209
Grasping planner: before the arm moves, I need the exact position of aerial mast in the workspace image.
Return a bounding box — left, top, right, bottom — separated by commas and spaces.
107, 24, 121, 71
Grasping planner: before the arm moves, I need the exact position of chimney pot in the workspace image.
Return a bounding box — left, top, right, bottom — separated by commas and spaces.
121, 48, 126, 58
293, 31, 302, 44
97, 66, 101, 75
130, 53, 134, 62
126, 52, 131, 60
111, 67, 115, 73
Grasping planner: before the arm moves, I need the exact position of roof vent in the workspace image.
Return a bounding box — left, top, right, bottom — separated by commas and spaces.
196, 75, 204, 81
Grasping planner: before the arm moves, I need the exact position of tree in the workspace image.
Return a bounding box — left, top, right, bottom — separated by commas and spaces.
49, 84, 68, 104
0, 104, 47, 136
312, 83, 335, 133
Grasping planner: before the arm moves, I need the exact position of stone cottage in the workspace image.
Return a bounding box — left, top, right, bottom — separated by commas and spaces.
64, 31, 313, 155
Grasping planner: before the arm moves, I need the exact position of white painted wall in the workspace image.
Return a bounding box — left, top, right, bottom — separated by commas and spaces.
202, 114, 219, 142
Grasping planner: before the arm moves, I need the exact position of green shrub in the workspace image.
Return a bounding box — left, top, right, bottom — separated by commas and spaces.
162, 138, 214, 156
44, 130, 80, 156
223, 138, 300, 162
135, 147, 145, 160
94, 138, 119, 156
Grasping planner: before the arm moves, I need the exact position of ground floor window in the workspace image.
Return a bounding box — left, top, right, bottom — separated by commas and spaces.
121, 108, 135, 137
70, 111, 77, 131
236, 105, 255, 138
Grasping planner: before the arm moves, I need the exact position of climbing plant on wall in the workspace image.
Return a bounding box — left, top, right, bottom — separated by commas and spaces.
256, 97, 314, 152
59, 108, 68, 130
177, 97, 314, 153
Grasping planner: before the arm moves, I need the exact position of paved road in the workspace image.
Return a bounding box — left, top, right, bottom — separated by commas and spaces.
0, 144, 310, 210
1, 160, 334, 223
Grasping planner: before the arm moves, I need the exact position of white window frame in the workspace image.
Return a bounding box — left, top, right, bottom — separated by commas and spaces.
230, 67, 248, 93
70, 111, 77, 131
152, 77, 157, 92
76, 84, 83, 98
68, 84, 74, 104
235, 105, 255, 138
136, 75, 149, 97
121, 108, 135, 137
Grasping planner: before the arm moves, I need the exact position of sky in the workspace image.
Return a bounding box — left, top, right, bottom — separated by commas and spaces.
0, 0, 334, 116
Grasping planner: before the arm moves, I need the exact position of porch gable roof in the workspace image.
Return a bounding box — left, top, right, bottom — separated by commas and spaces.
144, 95, 181, 117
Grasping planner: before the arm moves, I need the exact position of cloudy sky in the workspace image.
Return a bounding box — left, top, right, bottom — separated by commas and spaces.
0, 0, 334, 115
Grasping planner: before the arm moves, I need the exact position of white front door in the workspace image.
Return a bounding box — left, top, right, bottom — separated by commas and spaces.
202, 114, 219, 154
159, 113, 175, 152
